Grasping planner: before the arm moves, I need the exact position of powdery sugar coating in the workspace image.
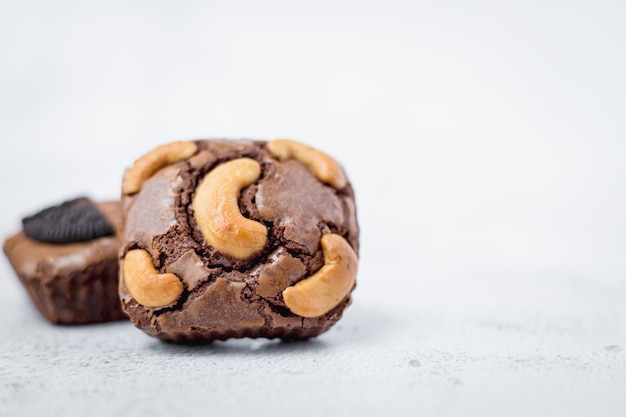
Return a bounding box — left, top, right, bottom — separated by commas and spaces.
120, 140, 359, 343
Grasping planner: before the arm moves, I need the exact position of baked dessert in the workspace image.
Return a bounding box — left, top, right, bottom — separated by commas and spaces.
3, 198, 127, 324
120, 139, 359, 342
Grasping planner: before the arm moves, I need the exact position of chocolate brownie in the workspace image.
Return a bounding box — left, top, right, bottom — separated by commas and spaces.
3, 198, 127, 324
120, 139, 359, 342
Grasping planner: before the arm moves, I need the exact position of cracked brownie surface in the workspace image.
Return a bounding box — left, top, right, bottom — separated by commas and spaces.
120, 139, 359, 343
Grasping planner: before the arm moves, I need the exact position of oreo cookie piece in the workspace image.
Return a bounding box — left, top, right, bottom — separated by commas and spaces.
3, 200, 127, 324
22, 197, 115, 244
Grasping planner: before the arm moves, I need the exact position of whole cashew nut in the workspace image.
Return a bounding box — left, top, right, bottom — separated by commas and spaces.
282, 233, 358, 318
123, 249, 184, 308
267, 139, 347, 189
123, 141, 198, 195
193, 158, 268, 259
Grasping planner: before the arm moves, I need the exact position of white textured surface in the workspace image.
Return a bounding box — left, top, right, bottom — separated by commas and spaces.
1, 267, 625, 416
1, 0, 626, 416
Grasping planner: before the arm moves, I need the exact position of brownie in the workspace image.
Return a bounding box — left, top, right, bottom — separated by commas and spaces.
120, 139, 359, 342
3, 198, 127, 324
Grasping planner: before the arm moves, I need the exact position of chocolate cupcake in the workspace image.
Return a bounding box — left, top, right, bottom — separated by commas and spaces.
120, 139, 359, 342
3, 198, 127, 324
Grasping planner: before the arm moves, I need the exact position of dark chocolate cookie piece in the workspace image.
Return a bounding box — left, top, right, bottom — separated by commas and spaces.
22, 197, 115, 244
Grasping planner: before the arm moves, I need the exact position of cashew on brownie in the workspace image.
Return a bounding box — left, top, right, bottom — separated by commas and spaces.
119, 139, 359, 342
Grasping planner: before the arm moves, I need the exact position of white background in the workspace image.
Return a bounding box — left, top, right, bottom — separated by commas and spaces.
1, 1, 625, 416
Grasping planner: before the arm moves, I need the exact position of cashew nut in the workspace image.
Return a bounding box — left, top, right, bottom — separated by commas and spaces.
282, 233, 357, 318
193, 158, 268, 259
123, 141, 198, 195
267, 139, 347, 189
123, 249, 184, 308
